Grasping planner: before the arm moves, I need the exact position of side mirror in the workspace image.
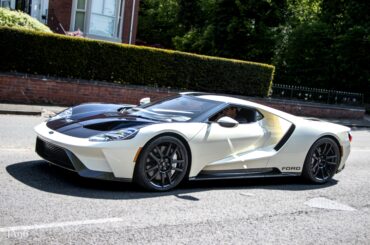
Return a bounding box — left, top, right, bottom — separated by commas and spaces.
139, 97, 151, 105
217, 116, 239, 128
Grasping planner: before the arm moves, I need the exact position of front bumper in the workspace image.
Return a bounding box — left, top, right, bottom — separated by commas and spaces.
35, 137, 131, 181
34, 122, 141, 180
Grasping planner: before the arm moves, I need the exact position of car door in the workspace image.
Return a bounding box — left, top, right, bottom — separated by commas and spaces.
190, 105, 269, 173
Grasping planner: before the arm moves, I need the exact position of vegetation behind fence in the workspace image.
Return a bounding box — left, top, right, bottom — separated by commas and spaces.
271, 84, 364, 106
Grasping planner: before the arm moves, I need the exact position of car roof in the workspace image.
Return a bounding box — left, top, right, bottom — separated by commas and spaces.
186, 93, 298, 123
197, 94, 257, 107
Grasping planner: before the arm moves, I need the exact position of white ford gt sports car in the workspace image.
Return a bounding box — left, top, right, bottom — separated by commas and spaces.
34, 93, 351, 191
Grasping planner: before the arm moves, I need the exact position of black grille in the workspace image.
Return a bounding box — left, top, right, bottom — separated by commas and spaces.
36, 137, 75, 170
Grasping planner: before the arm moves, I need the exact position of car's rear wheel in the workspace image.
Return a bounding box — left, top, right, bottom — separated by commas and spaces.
134, 136, 189, 191
302, 137, 340, 183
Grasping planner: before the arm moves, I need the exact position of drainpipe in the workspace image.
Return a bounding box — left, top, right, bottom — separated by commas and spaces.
129, 0, 136, 44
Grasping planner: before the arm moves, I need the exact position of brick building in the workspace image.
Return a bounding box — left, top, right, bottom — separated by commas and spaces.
1, 0, 140, 44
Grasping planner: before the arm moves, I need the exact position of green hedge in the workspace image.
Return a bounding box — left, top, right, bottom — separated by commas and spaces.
0, 27, 274, 96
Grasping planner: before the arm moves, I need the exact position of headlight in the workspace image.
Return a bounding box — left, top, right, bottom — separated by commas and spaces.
89, 128, 139, 142
48, 107, 73, 121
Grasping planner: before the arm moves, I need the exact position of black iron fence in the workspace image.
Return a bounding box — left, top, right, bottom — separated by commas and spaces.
270, 84, 364, 106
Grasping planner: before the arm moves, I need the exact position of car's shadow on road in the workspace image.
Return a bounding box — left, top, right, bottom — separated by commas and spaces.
6, 160, 338, 200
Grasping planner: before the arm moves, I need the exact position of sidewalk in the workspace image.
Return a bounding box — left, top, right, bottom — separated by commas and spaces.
0, 103, 369, 128
0, 103, 66, 116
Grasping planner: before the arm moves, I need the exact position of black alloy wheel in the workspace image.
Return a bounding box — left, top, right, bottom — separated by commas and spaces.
134, 136, 189, 191
302, 137, 340, 183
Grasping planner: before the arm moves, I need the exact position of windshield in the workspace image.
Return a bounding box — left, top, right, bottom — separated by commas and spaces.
123, 95, 222, 122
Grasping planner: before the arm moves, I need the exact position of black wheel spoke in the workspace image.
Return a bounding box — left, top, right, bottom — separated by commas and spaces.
322, 143, 328, 155
166, 172, 172, 185
314, 148, 321, 156
320, 167, 326, 179
313, 165, 320, 177
326, 161, 337, 165
172, 159, 184, 164
170, 146, 178, 158
165, 143, 172, 156
161, 173, 165, 186
172, 167, 184, 172
149, 170, 160, 181
326, 155, 337, 160
149, 152, 160, 163
145, 165, 159, 173
156, 146, 164, 158
312, 162, 319, 173
324, 145, 333, 155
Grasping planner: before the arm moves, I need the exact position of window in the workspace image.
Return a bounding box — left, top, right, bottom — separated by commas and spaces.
71, 0, 124, 41
1, 0, 15, 9
90, 0, 116, 37
74, 0, 87, 32
209, 106, 263, 124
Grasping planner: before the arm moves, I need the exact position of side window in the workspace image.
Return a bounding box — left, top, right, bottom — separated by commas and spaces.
235, 107, 258, 124
256, 111, 264, 121
209, 106, 238, 122
209, 106, 263, 124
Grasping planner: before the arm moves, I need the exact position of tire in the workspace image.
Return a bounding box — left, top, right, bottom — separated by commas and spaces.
302, 137, 341, 184
134, 136, 189, 191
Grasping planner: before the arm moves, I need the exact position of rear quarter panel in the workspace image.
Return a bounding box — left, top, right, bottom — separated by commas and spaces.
267, 118, 350, 173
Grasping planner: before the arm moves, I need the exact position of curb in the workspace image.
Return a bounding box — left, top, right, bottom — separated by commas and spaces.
0, 110, 41, 116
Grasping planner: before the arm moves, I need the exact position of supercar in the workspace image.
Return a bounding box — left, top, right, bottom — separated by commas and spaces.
34, 93, 351, 191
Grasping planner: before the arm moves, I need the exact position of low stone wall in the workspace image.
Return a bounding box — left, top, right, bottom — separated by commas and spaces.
0, 73, 174, 105
0, 73, 365, 119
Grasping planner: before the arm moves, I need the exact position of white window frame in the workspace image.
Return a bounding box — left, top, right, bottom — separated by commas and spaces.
72, 0, 87, 32
0, 0, 15, 9
70, 0, 125, 42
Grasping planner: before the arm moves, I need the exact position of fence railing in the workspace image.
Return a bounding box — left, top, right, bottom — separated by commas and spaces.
270, 84, 364, 106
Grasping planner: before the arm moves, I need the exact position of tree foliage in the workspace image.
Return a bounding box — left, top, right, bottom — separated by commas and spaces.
276, 0, 370, 101
137, 0, 370, 102
137, 0, 179, 48
173, 0, 288, 63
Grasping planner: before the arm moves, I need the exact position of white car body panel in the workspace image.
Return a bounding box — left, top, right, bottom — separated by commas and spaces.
34, 94, 351, 183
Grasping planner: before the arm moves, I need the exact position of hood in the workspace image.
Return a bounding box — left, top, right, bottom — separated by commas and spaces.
46, 103, 156, 138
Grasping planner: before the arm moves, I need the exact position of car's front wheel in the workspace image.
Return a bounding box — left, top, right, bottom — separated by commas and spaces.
302, 137, 341, 183
134, 136, 189, 191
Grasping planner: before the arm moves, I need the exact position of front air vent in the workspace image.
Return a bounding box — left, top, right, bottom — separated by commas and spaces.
35, 138, 75, 171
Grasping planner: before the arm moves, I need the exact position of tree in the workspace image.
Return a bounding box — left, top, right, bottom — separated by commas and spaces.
137, 0, 180, 48
137, 0, 370, 102
275, 0, 370, 101
174, 0, 288, 63
274, 22, 335, 88
177, 0, 202, 29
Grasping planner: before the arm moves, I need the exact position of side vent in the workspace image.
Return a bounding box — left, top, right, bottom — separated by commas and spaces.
274, 124, 296, 151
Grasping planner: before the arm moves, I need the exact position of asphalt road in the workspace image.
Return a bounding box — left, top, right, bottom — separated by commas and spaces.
0, 114, 369, 244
